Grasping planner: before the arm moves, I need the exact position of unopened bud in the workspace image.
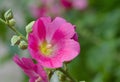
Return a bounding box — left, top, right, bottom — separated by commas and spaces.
25, 21, 34, 33
18, 40, 28, 50
11, 35, 21, 46
4, 9, 13, 20
9, 19, 16, 26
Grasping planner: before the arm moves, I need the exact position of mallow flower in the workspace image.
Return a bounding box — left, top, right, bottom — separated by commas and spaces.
61, 0, 88, 10
13, 55, 48, 82
28, 17, 80, 68
29, 0, 63, 18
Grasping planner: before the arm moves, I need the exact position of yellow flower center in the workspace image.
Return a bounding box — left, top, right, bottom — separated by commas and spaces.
39, 41, 53, 56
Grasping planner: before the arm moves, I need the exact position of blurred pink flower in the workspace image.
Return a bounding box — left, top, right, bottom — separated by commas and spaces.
30, 0, 63, 18
73, 0, 88, 10
28, 17, 80, 68
13, 55, 48, 82
61, 0, 88, 10
30, 5, 48, 18
61, 0, 73, 8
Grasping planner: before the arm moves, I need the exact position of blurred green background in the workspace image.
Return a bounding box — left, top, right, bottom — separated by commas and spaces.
0, 0, 120, 82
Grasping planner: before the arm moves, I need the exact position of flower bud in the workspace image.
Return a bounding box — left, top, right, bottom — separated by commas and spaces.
9, 19, 16, 26
11, 35, 21, 46
25, 21, 35, 33
4, 9, 13, 20
18, 40, 28, 50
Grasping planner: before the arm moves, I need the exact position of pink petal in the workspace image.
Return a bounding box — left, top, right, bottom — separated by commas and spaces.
21, 57, 35, 69
37, 64, 48, 82
13, 55, 27, 69
45, 17, 66, 42
28, 33, 39, 53
32, 18, 46, 41
52, 23, 75, 43
29, 78, 35, 82
57, 39, 80, 61
41, 17, 51, 25
49, 57, 63, 68
13, 55, 38, 78
39, 58, 63, 68
24, 69, 38, 78
33, 52, 62, 68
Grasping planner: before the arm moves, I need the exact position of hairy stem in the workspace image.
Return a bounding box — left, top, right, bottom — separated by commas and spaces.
8, 25, 27, 42
0, 18, 27, 42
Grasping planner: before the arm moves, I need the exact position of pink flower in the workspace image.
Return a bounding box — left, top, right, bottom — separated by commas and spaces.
13, 55, 48, 82
73, 0, 88, 10
61, 0, 88, 10
61, 0, 73, 8
29, 0, 64, 18
28, 17, 80, 68
30, 5, 48, 18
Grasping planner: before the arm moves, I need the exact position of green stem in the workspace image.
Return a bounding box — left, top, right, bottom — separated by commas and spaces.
0, 18, 7, 24
63, 63, 67, 71
8, 25, 27, 42
0, 18, 27, 42
58, 68, 76, 82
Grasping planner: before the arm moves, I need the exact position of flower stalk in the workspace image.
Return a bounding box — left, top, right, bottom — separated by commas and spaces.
0, 18, 7, 24
58, 68, 76, 82
7, 25, 27, 42
0, 18, 27, 42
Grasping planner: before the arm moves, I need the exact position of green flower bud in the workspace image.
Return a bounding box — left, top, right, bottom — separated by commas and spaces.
11, 35, 21, 46
18, 40, 28, 50
25, 21, 35, 33
9, 19, 16, 26
4, 9, 13, 20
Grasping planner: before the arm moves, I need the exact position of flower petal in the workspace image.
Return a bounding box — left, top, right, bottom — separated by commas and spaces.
39, 58, 63, 68
37, 64, 48, 82
13, 55, 27, 69
52, 23, 75, 43
46, 17, 67, 42
24, 69, 38, 78
32, 18, 46, 41
29, 78, 35, 82
41, 16, 51, 24
21, 57, 35, 69
28, 33, 39, 54
57, 39, 80, 61
13, 55, 38, 78
33, 52, 62, 68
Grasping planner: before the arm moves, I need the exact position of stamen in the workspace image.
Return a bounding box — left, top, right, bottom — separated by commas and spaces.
35, 77, 42, 82
46, 43, 52, 49
39, 42, 53, 56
